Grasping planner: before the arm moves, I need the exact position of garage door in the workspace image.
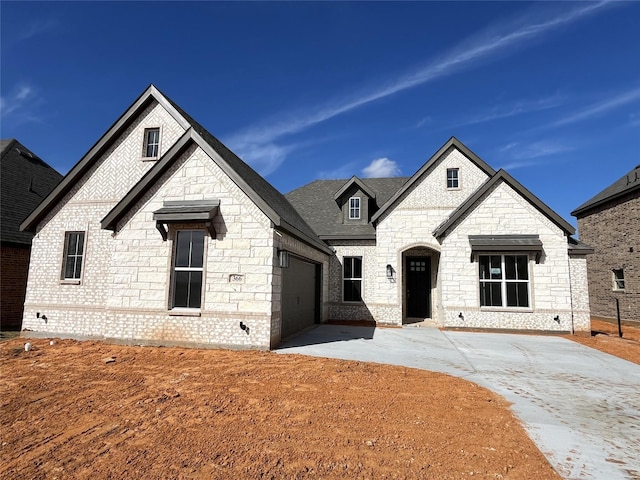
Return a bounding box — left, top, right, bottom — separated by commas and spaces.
281, 256, 318, 338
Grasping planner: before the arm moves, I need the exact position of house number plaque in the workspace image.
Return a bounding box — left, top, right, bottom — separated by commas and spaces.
229, 274, 244, 283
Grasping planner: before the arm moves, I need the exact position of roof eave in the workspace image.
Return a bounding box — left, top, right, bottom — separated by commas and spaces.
571, 183, 640, 217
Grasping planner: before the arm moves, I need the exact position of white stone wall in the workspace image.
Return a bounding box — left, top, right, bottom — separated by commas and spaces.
568, 255, 591, 333
439, 181, 575, 331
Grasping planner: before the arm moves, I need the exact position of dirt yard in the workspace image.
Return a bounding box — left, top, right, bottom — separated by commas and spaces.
569, 318, 640, 365
1, 338, 560, 480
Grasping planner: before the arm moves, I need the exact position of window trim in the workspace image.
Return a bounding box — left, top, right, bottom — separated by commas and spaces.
612, 268, 625, 291
142, 126, 162, 160
60, 231, 86, 284
478, 254, 531, 309
343, 256, 363, 303
170, 229, 206, 310
348, 196, 361, 220
446, 167, 460, 189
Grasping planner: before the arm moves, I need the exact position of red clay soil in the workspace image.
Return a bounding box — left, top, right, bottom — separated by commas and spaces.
0, 338, 560, 480
568, 318, 640, 365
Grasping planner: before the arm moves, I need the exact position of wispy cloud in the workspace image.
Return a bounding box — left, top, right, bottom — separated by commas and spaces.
17, 19, 58, 41
550, 86, 640, 127
0, 83, 43, 124
362, 158, 401, 178
229, 1, 612, 174
497, 140, 574, 170
317, 162, 359, 180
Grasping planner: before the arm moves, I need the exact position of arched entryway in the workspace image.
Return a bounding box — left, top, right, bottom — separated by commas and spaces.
402, 246, 439, 324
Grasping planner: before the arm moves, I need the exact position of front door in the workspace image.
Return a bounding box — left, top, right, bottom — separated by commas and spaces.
406, 256, 431, 318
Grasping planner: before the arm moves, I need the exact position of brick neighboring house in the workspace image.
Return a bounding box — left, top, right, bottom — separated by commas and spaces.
20, 85, 592, 349
1, 139, 62, 330
572, 165, 639, 322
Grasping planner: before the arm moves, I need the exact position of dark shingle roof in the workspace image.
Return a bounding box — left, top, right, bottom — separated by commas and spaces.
1, 139, 62, 245
286, 177, 409, 239
571, 164, 640, 217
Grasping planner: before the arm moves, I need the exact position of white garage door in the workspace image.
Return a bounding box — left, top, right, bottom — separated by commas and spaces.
281, 256, 318, 338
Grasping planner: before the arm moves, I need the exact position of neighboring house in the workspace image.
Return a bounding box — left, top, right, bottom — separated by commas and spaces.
572, 165, 639, 322
1, 139, 62, 330
20, 85, 591, 349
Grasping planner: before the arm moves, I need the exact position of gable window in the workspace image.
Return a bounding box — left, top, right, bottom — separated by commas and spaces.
349, 197, 361, 219
62, 231, 85, 281
479, 255, 529, 308
172, 230, 205, 309
613, 269, 625, 291
142, 127, 160, 159
343, 256, 363, 302
447, 168, 459, 189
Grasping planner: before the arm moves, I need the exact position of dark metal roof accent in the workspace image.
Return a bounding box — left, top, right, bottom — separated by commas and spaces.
333, 176, 377, 205
567, 236, 594, 256
371, 137, 496, 224
20, 85, 190, 233
1, 139, 62, 245
153, 200, 220, 241
434, 169, 575, 239
469, 235, 543, 263
571, 164, 640, 217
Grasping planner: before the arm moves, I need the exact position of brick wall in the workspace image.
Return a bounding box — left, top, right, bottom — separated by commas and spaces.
0, 245, 30, 330
577, 192, 639, 322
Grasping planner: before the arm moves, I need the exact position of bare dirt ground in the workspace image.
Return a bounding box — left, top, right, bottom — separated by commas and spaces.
1, 338, 560, 480
568, 318, 640, 365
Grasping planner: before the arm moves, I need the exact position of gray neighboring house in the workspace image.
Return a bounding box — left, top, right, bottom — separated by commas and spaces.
1, 139, 62, 330
572, 165, 639, 322
19, 85, 592, 349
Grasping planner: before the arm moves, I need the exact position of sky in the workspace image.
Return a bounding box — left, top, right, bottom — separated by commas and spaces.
1, 1, 639, 231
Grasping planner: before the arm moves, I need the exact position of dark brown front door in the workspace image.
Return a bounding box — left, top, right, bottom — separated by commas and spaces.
406, 257, 431, 318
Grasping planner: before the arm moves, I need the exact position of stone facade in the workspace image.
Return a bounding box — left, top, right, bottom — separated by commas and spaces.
576, 191, 639, 322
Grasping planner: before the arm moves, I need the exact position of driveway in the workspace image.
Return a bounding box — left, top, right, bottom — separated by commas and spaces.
277, 325, 640, 480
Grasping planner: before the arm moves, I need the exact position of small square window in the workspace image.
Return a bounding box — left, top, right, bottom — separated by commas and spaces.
613, 269, 625, 291
349, 197, 361, 219
143, 127, 160, 159
447, 168, 459, 188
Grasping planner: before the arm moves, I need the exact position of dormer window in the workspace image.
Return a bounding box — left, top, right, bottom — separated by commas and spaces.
143, 127, 160, 159
447, 168, 459, 189
349, 197, 361, 219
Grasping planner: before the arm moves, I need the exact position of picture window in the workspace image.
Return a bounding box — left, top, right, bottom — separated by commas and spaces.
479, 254, 529, 308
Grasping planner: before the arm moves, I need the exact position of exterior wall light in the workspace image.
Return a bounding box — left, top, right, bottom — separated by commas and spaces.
386, 264, 394, 279
278, 249, 290, 268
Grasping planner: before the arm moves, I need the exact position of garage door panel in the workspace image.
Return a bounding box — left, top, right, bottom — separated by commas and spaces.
282, 257, 318, 338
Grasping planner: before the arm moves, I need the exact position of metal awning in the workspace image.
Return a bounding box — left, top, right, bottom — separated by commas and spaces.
152, 200, 220, 240
469, 234, 544, 263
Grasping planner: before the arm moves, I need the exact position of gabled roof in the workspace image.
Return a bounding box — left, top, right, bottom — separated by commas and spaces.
571, 164, 640, 217
1, 139, 62, 245
286, 177, 409, 239
20, 85, 330, 255
433, 169, 575, 239
371, 137, 496, 224
333, 176, 377, 206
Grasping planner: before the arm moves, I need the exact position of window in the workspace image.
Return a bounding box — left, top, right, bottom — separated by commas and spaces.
343, 256, 362, 302
447, 168, 459, 188
349, 197, 361, 219
613, 269, 625, 291
62, 231, 85, 280
172, 230, 205, 309
479, 255, 529, 308
142, 127, 160, 158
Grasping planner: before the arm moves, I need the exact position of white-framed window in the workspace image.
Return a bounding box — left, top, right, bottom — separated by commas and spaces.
447, 168, 459, 189
62, 231, 85, 280
349, 197, 361, 219
142, 127, 161, 159
343, 256, 363, 302
479, 254, 529, 308
613, 269, 625, 291
172, 230, 205, 309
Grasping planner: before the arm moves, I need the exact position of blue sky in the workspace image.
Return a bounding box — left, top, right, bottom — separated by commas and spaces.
1, 1, 639, 230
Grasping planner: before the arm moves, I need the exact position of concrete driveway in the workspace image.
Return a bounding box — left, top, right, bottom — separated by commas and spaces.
277, 325, 640, 480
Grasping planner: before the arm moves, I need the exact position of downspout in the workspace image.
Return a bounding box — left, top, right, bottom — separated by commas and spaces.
567, 242, 575, 335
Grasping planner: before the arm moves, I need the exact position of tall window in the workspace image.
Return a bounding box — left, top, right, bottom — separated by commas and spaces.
479, 255, 529, 308
62, 231, 85, 280
349, 197, 361, 219
172, 230, 205, 309
343, 256, 363, 302
143, 127, 160, 158
613, 269, 625, 291
447, 168, 459, 188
